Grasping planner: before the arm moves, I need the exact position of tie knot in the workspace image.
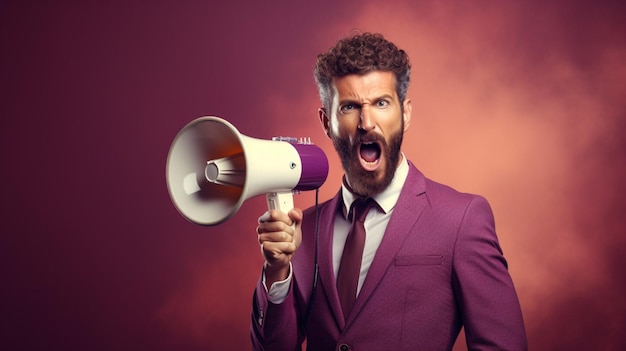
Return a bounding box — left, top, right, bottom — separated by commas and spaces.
349, 198, 375, 223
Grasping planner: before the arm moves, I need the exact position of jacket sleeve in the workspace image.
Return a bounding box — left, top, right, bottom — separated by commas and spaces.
250, 272, 304, 351
452, 195, 528, 350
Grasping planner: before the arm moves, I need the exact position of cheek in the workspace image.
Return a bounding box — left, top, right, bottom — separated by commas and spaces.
330, 115, 355, 137
330, 118, 341, 136
381, 113, 405, 137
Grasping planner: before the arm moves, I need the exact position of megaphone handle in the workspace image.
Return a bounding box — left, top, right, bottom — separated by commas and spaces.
266, 191, 294, 214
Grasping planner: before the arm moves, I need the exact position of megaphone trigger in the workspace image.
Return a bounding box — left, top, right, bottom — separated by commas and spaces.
266, 191, 296, 229
266, 192, 295, 214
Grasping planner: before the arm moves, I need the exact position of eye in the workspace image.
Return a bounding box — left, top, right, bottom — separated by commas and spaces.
340, 104, 358, 114
376, 100, 390, 109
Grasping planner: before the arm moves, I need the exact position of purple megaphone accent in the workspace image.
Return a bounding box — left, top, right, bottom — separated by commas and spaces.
292, 143, 329, 191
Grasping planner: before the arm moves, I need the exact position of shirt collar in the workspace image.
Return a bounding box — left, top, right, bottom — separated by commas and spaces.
341, 153, 410, 218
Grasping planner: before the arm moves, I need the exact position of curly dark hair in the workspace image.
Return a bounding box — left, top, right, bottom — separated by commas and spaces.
313, 32, 411, 110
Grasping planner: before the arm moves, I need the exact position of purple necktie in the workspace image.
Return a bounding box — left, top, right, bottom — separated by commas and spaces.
337, 197, 374, 319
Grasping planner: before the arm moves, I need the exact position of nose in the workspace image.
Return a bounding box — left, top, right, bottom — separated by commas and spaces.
359, 106, 375, 131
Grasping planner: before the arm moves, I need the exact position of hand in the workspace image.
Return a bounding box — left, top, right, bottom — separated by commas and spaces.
257, 208, 303, 288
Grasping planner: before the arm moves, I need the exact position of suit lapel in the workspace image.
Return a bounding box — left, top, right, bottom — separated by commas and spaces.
316, 191, 347, 328
346, 163, 428, 327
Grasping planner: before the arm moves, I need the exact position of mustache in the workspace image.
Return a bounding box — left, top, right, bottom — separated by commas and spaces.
354, 131, 387, 147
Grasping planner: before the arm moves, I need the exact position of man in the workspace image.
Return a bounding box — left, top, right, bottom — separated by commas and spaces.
251, 32, 527, 350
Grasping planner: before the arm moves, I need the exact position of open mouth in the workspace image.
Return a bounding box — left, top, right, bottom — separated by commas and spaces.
359, 141, 382, 170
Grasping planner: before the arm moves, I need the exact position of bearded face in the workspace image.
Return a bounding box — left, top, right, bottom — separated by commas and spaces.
319, 71, 411, 198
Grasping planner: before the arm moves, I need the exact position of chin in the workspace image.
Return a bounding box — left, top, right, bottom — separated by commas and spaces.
347, 165, 390, 197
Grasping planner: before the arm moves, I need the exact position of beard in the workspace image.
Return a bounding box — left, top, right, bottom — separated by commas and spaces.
331, 124, 403, 197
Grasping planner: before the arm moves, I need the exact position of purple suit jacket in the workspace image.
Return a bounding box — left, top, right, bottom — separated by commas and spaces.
251, 162, 527, 350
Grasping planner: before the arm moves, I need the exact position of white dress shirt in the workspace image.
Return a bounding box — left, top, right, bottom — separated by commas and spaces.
264, 155, 410, 304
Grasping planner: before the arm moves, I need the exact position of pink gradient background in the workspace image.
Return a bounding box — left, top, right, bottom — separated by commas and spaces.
1, 1, 625, 350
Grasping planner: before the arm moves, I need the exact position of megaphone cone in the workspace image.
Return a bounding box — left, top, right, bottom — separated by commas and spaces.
166, 116, 328, 226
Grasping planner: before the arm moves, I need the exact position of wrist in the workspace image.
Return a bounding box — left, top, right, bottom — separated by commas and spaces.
263, 262, 291, 288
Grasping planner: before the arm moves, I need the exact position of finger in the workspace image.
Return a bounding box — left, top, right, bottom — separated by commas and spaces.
257, 220, 295, 236
257, 211, 271, 224
258, 231, 294, 246
261, 240, 298, 257
264, 209, 296, 226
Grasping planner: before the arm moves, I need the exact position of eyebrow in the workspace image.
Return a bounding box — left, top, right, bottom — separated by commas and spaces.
338, 94, 395, 106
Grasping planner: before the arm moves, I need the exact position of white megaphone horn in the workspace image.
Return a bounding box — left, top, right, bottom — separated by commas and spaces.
165, 116, 329, 226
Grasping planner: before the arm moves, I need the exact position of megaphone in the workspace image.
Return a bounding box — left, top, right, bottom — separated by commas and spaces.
166, 116, 329, 225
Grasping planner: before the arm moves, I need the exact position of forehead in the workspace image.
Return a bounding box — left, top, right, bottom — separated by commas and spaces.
331, 71, 398, 100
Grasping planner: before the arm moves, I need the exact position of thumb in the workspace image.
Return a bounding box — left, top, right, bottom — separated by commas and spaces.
288, 207, 303, 226
288, 208, 303, 246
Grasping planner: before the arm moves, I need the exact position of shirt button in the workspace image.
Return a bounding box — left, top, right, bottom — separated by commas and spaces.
338, 343, 349, 351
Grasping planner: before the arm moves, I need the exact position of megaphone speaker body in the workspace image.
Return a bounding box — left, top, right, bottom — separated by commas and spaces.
166, 116, 328, 225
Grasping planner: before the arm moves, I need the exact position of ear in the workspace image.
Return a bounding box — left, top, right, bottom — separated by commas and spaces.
402, 99, 412, 132
318, 107, 331, 138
